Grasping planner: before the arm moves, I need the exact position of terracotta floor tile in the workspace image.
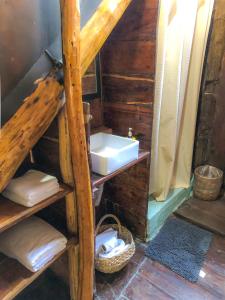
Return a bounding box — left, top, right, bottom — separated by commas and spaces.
131, 242, 146, 265
96, 260, 140, 298
123, 273, 173, 300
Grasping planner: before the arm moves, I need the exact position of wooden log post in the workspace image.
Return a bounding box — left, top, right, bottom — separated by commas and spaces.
61, 1, 94, 299
58, 106, 79, 300
0, 75, 64, 192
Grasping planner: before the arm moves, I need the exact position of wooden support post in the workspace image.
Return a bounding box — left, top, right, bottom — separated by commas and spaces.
61, 1, 94, 299
58, 107, 78, 300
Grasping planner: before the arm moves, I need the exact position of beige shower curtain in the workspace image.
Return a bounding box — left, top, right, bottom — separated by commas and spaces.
150, 0, 214, 201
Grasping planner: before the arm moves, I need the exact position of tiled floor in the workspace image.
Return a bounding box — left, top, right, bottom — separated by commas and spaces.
95, 234, 225, 299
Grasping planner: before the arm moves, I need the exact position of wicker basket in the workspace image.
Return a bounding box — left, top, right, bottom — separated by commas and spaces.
194, 165, 223, 201
95, 214, 135, 273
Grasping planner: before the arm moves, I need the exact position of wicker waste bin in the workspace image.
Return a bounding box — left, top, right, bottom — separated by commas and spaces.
95, 214, 135, 273
194, 165, 223, 201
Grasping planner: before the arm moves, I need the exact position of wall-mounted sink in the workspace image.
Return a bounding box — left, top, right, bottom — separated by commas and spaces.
90, 133, 139, 175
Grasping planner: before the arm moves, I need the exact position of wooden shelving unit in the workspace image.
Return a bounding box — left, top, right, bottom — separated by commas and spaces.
0, 238, 78, 300
92, 150, 150, 187
0, 184, 77, 300
0, 184, 72, 233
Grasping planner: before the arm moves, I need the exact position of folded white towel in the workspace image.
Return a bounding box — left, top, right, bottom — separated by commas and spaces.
2, 170, 60, 207
95, 228, 117, 254
0, 216, 67, 272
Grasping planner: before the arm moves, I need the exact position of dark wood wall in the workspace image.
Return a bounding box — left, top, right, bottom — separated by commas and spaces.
101, 0, 158, 150
99, 0, 159, 240
194, 0, 225, 173
82, 61, 98, 95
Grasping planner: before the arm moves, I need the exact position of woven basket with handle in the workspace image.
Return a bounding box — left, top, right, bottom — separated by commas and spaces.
194, 165, 223, 201
95, 214, 135, 273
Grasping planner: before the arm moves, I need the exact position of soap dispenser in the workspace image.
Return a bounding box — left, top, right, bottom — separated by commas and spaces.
128, 128, 133, 138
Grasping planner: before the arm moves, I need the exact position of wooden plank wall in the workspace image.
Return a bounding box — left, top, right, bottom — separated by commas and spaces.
194, 0, 225, 173
82, 61, 97, 95
101, 0, 158, 150
100, 0, 159, 240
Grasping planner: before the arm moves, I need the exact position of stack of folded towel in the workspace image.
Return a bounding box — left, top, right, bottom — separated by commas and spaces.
0, 216, 67, 272
2, 170, 60, 207
96, 228, 129, 259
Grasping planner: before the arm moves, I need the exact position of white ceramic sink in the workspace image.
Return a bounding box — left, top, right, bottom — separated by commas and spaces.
90, 133, 139, 175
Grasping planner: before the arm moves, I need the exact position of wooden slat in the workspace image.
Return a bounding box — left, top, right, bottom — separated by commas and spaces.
0, 184, 72, 234
61, 1, 94, 299
0, 238, 78, 300
92, 150, 150, 187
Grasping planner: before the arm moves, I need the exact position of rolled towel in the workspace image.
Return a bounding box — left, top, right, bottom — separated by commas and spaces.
99, 239, 129, 259
0, 216, 67, 272
2, 170, 60, 207
101, 236, 118, 253
95, 228, 117, 254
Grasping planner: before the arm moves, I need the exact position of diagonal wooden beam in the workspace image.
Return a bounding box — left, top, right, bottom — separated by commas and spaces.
80, 0, 132, 75
61, 1, 94, 299
0, 75, 64, 192
0, 0, 132, 192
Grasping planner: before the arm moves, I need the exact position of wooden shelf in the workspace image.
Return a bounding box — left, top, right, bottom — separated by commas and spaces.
0, 184, 73, 234
0, 238, 78, 300
92, 150, 150, 187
